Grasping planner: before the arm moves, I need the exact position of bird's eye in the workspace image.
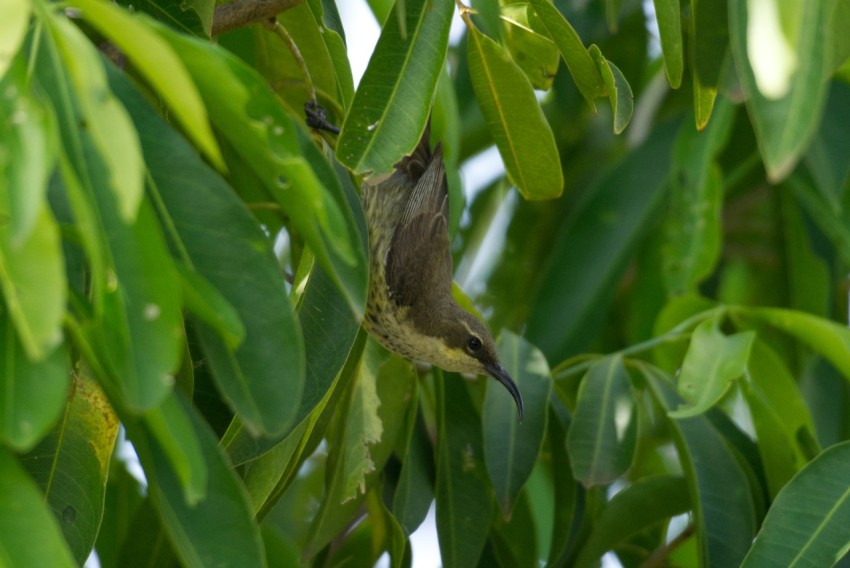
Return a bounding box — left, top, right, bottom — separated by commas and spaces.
467, 336, 482, 351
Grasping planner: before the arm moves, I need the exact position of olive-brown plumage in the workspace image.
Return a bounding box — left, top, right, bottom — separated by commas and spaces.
361, 127, 523, 418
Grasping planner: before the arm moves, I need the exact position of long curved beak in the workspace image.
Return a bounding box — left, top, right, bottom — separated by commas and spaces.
484, 362, 524, 420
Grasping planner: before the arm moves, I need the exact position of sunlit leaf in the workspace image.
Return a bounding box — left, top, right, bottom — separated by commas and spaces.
653, 0, 683, 88
589, 45, 633, 134
466, 22, 563, 199
670, 319, 755, 418
729, 0, 833, 179
337, 0, 453, 175
70, 0, 224, 170
500, 3, 560, 91
567, 355, 636, 486
21, 372, 119, 565
742, 441, 850, 567
0, 0, 29, 79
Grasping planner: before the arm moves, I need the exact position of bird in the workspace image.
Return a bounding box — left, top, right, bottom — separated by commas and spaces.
359, 123, 524, 419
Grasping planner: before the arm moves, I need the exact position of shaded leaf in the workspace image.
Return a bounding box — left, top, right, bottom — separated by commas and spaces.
435, 373, 493, 568
176, 264, 245, 351
653, 0, 683, 88
0, 446, 77, 567
337, 0, 454, 175
22, 372, 119, 565
670, 319, 755, 418
107, 64, 305, 435
742, 441, 850, 568
484, 331, 551, 514
0, 311, 69, 451
392, 391, 434, 536
643, 364, 756, 567
575, 475, 690, 567
689, 0, 727, 128
567, 355, 636, 486
132, 394, 265, 568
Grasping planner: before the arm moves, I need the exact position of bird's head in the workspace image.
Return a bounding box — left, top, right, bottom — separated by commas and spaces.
432, 310, 524, 419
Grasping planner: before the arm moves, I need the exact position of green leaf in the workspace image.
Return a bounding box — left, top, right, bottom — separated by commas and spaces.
527, 121, 677, 361
653, 0, 683, 88
156, 24, 366, 315
670, 319, 755, 418
132, 394, 265, 568
0, 56, 55, 243
33, 26, 183, 412
21, 372, 119, 565
484, 331, 551, 514
663, 98, 734, 295
729, 0, 833, 180
589, 44, 634, 134
70, 0, 224, 170
500, 3, 560, 91
745, 307, 850, 383
141, 393, 208, 505
0, 0, 29, 79
567, 355, 636, 486
47, 16, 144, 222
643, 365, 756, 567
0, 204, 66, 361
337, 0, 453, 175
546, 409, 579, 566
689, 0, 727, 128
435, 373, 494, 568
303, 343, 415, 559
466, 22, 563, 199
741, 441, 850, 567
0, 446, 77, 567
392, 391, 434, 536
0, 312, 69, 451
530, 0, 605, 109
176, 264, 245, 351
574, 475, 690, 567
107, 64, 305, 435
743, 341, 817, 497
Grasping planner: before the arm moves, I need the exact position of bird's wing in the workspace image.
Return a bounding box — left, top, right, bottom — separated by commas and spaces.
385, 146, 453, 308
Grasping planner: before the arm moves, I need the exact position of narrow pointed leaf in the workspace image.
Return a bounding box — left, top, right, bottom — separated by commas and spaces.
0, 446, 77, 567
483, 331, 551, 514
435, 374, 493, 568
742, 441, 850, 567
393, 393, 434, 536
530, 0, 605, 107
670, 319, 755, 418
467, 23, 563, 199
337, 0, 454, 175
0, 312, 69, 451
589, 45, 633, 134
70, 0, 224, 170
690, 0, 727, 129
643, 365, 756, 567
107, 65, 305, 435
567, 355, 636, 486
729, 0, 833, 179
746, 307, 850, 383
21, 372, 119, 565
653, 0, 683, 87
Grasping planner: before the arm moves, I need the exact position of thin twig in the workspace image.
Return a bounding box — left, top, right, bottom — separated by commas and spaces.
211, 0, 302, 36
269, 20, 316, 105
640, 523, 696, 568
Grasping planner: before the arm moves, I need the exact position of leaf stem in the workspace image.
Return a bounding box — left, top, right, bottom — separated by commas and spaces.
269, 20, 316, 106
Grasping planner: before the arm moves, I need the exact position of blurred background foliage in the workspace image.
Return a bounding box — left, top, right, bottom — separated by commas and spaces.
2, 0, 850, 566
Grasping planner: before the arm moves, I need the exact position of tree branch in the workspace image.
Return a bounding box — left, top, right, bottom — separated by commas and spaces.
211, 0, 303, 36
